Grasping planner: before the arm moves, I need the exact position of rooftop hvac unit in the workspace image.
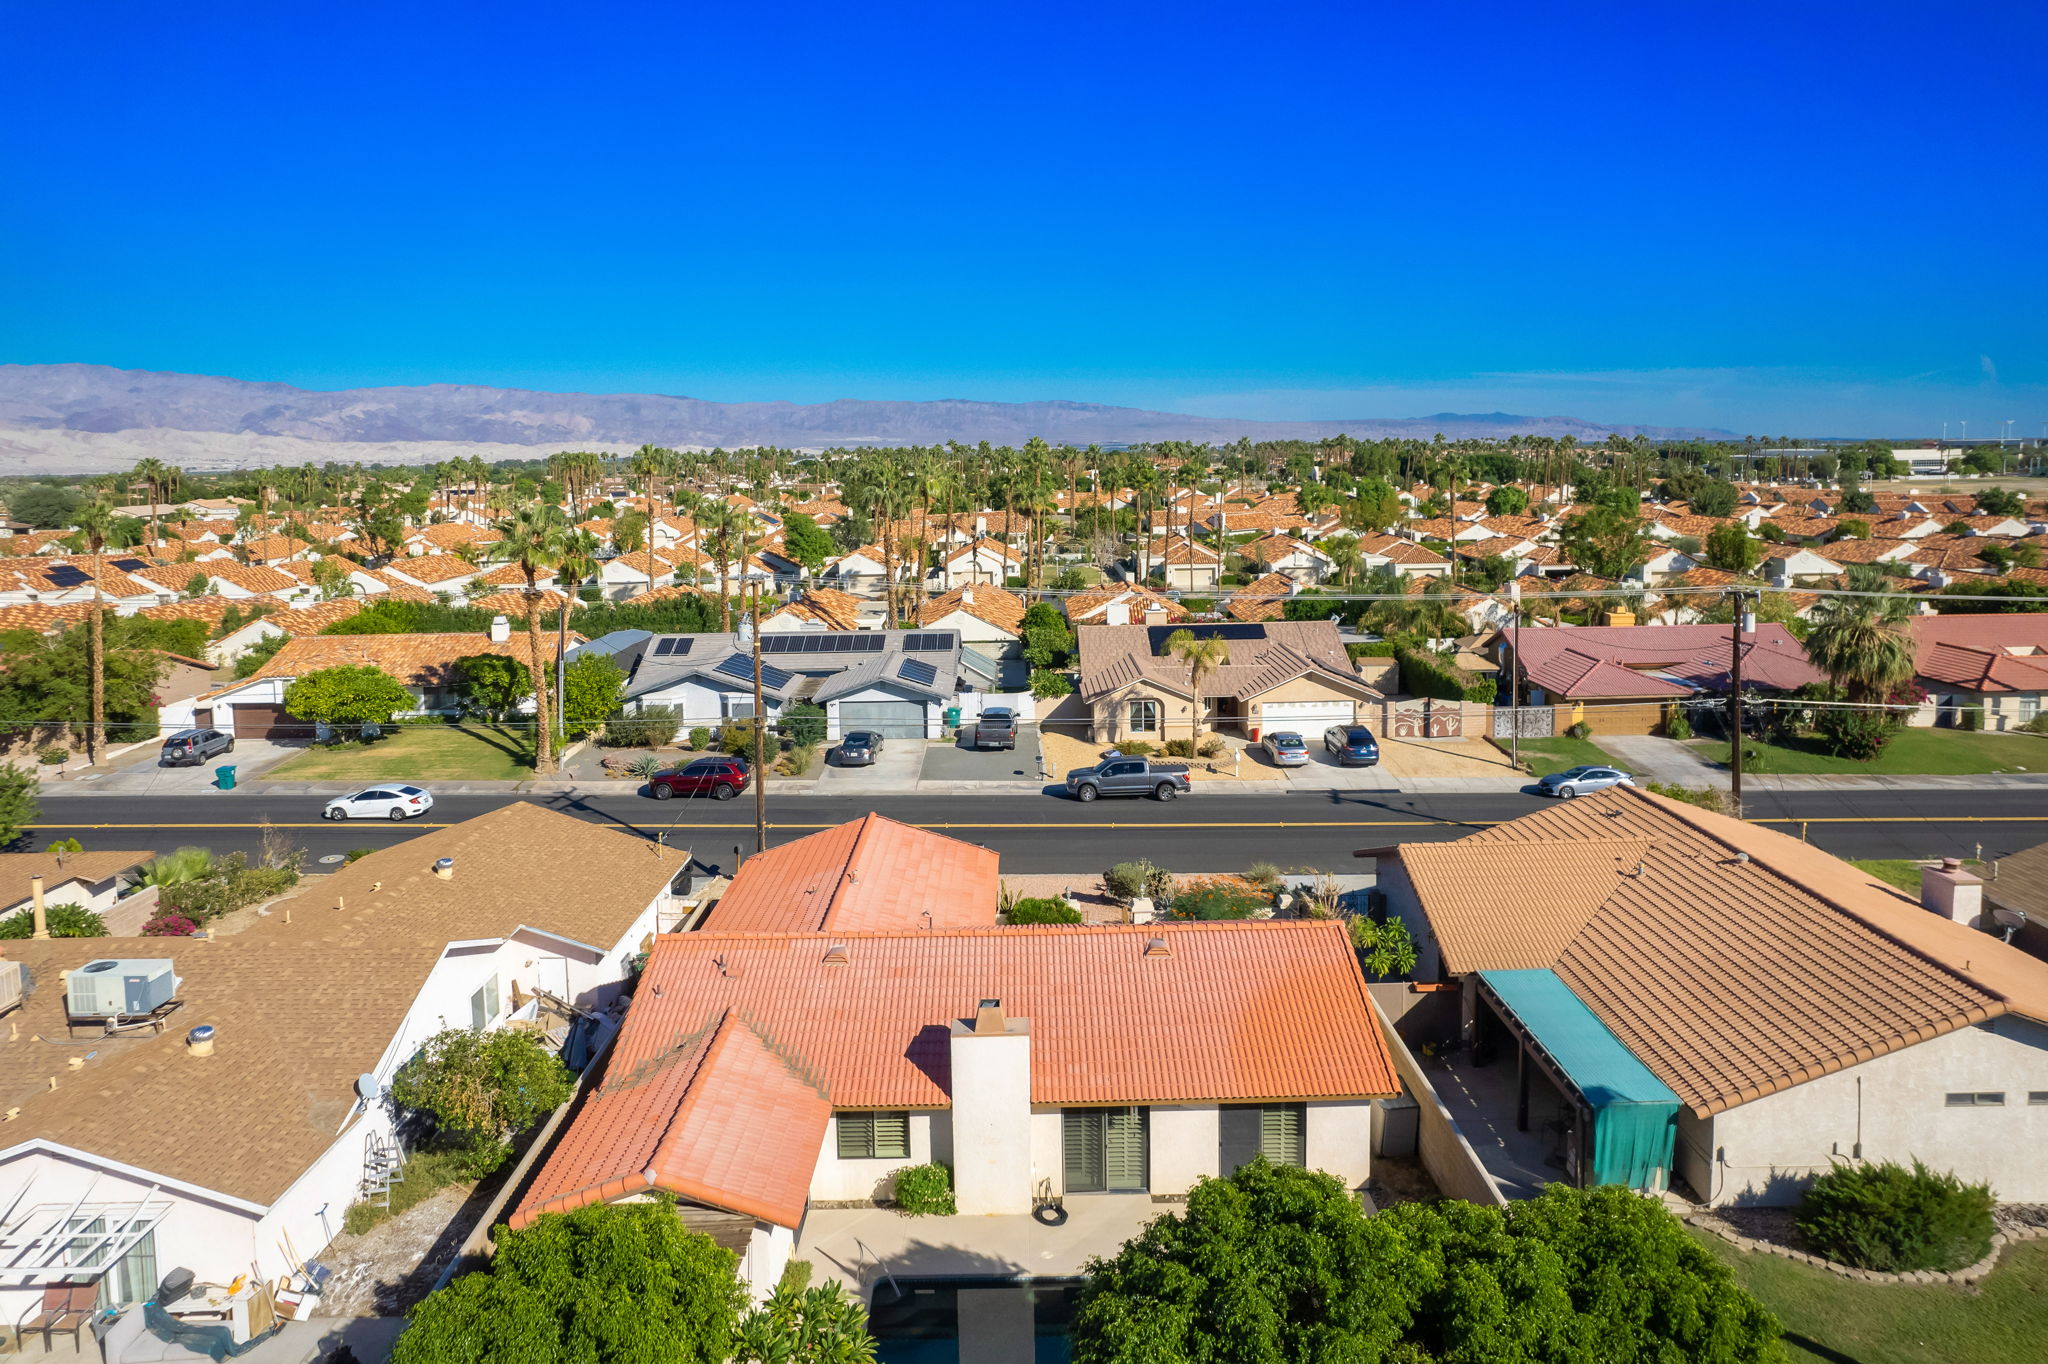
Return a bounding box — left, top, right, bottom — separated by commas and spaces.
67, 959, 180, 1020
0, 961, 28, 1015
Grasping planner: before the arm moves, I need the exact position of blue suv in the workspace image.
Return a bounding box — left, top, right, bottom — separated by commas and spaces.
1322, 725, 1381, 767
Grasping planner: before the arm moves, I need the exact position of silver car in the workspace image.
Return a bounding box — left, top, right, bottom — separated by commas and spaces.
324, 785, 435, 821
1260, 731, 1309, 767
1536, 765, 1634, 799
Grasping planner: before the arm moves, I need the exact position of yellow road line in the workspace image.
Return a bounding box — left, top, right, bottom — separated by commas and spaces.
26, 815, 2048, 832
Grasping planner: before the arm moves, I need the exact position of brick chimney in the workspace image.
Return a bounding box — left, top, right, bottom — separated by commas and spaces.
1921, 857, 1984, 928
948, 999, 1032, 1214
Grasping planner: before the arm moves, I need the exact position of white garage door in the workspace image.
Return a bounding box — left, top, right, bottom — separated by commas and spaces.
838, 700, 928, 739
1257, 700, 1355, 732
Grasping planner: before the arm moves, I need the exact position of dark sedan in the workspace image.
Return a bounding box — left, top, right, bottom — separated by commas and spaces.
835, 730, 883, 766
1322, 724, 1381, 767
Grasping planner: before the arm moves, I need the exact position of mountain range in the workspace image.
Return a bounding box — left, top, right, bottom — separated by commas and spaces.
0, 363, 1736, 473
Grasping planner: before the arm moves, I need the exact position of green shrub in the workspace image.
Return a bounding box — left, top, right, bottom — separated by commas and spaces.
1349, 914, 1418, 978
2025, 714, 2048, 736
0, 905, 107, 938
1177, 597, 1214, 614
720, 719, 761, 757
1565, 720, 1592, 740
37, 747, 69, 766
1345, 640, 1400, 658
627, 754, 662, 780
1196, 735, 1226, 758
158, 855, 299, 922
1815, 706, 1898, 759
1796, 1159, 1995, 1272
600, 705, 680, 748
1957, 702, 1985, 732
1644, 782, 1730, 813
1665, 709, 1693, 740
1163, 738, 1195, 757
1104, 859, 1170, 902
1007, 897, 1083, 924
1029, 668, 1074, 700
689, 725, 714, 751
780, 702, 827, 747
1115, 740, 1155, 757
344, 847, 376, 862
892, 1163, 956, 1216
1244, 861, 1283, 893
391, 1028, 575, 1177
1395, 647, 1495, 703
1172, 883, 1267, 920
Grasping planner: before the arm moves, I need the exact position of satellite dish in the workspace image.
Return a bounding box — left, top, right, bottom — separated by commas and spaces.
354, 1073, 380, 1100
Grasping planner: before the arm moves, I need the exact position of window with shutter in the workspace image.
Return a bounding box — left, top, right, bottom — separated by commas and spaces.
1063, 1110, 1106, 1193
870, 1111, 910, 1159
1105, 1108, 1148, 1191
836, 1111, 911, 1159
1259, 1104, 1305, 1167
837, 1112, 873, 1160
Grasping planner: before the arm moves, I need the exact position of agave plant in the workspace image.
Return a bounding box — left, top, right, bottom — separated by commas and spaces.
140, 846, 217, 888
626, 754, 662, 780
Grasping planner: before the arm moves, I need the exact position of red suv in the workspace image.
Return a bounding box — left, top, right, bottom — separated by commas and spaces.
649, 757, 750, 801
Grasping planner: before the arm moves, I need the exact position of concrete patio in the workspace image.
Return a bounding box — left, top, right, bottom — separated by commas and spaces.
798, 1194, 1162, 1298
1426, 1052, 1574, 1200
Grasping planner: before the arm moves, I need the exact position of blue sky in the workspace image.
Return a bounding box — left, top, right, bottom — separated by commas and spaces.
2, 1, 2042, 436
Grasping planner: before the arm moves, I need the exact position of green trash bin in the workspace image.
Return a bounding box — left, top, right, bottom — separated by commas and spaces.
216, 765, 237, 790
944, 705, 962, 729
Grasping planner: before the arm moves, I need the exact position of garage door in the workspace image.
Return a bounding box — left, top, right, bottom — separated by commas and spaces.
230, 704, 316, 740
838, 700, 928, 739
1257, 700, 1355, 732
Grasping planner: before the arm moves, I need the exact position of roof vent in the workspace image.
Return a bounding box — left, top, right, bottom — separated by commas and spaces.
433, 857, 455, 881
186, 1025, 215, 1058
972, 998, 1006, 1034
822, 942, 850, 965
1143, 936, 1171, 958
1732, 852, 1750, 864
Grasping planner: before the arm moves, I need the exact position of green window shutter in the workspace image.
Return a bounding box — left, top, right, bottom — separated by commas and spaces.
873, 1112, 910, 1159
1260, 1104, 1305, 1167
837, 1112, 873, 1160
1063, 1110, 1105, 1192
1105, 1107, 1148, 1191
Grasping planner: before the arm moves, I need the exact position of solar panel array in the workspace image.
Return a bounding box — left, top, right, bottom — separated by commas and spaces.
759, 633, 885, 656
716, 653, 793, 689
651, 637, 695, 657
897, 658, 938, 686
902, 632, 956, 653
43, 564, 89, 587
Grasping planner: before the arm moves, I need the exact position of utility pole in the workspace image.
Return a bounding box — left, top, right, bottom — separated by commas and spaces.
1508, 579, 1523, 770
1726, 588, 1755, 818
748, 583, 768, 855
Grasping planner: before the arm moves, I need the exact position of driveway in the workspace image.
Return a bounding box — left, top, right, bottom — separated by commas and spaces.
921, 726, 1046, 784
1597, 736, 1731, 790
817, 739, 926, 793
59, 738, 308, 795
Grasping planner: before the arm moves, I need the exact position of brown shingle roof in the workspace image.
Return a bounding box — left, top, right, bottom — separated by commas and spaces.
0, 851, 153, 908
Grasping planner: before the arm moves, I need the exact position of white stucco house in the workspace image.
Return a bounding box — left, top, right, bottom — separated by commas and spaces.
0, 805, 696, 1339
0, 852, 153, 921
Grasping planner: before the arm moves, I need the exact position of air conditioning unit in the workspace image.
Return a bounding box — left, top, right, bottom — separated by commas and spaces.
0, 962, 29, 1015
67, 959, 180, 1020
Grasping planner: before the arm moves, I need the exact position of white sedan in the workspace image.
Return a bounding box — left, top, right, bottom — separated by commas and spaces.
324, 785, 435, 821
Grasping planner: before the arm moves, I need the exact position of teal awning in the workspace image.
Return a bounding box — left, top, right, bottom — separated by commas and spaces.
1478, 968, 1679, 1191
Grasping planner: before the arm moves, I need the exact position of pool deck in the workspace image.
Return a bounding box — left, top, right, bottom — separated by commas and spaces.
798, 1194, 1162, 1296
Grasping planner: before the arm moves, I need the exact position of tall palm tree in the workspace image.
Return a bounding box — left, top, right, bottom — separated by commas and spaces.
74, 497, 115, 764
1164, 628, 1231, 749
133, 457, 170, 544
1804, 587, 1915, 704
554, 528, 601, 715
497, 506, 566, 774
700, 503, 741, 631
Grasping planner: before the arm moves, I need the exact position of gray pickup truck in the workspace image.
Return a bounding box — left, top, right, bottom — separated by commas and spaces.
971, 707, 1019, 750
1065, 756, 1192, 802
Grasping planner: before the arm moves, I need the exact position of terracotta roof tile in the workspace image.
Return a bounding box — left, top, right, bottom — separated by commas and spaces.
709, 815, 1000, 933
917, 584, 1026, 634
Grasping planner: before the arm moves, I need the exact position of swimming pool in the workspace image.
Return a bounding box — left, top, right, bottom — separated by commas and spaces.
867, 1276, 1082, 1364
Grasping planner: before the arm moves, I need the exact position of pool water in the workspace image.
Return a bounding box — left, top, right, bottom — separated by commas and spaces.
868, 1277, 1082, 1364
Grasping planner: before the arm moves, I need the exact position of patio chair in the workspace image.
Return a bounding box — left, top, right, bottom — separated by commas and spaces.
16, 1279, 98, 1353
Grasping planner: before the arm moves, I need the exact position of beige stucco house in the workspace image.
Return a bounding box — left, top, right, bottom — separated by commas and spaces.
1074, 620, 1381, 743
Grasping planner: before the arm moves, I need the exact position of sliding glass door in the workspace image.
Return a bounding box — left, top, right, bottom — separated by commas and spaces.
1062, 1107, 1148, 1193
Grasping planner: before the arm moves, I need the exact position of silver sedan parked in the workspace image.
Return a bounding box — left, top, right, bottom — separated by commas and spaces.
1536, 766, 1634, 799
1259, 731, 1310, 767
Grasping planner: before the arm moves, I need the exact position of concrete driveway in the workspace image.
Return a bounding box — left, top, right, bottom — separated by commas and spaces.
921, 726, 1045, 784
817, 738, 926, 793
60, 738, 308, 795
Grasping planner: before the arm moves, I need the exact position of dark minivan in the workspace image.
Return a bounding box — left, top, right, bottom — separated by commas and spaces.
161, 728, 235, 767
648, 757, 751, 801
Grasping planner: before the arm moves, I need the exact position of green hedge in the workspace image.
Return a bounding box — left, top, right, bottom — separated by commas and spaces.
1796, 1159, 1995, 1272
1345, 641, 1399, 659
1395, 648, 1495, 704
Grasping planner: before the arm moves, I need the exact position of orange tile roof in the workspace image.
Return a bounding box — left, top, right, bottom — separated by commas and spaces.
708, 815, 1000, 933
1390, 786, 2048, 1116
469, 588, 572, 615
768, 589, 864, 632
213, 630, 566, 698
1064, 585, 1187, 624
917, 583, 1026, 634
1226, 572, 1295, 622
386, 553, 480, 585
0, 602, 93, 633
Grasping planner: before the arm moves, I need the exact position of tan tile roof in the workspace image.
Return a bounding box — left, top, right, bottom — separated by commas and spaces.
708, 815, 1000, 933
624, 584, 705, 604
1064, 585, 1187, 624
1392, 787, 2048, 1116
917, 583, 1025, 634
410, 522, 503, 550
240, 534, 310, 562
268, 599, 365, 635
469, 588, 572, 614
0, 850, 154, 908
0, 602, 93, 634
768, 590, 864, 632
154, 561, 302, 595
137, 595, 235, 629
385, 553, 480, 585
228, 630, 566, 694
1225, 572, 1295, 622
1077, 620, 1374, 703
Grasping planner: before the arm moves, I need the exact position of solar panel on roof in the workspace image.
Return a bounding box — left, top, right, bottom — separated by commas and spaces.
759, 635, 801, 655
898, 658, 938, 686
715, 653, 793, 690
652, 636, 694, 657
44, 565, 89, 587
853, 634, 885, 652
904, 632, 954, 653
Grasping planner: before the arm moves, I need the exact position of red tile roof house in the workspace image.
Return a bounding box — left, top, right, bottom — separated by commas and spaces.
1370, 786, 2048, 1207
1907, 614, 2048, 731
511, 816, 1399, 1298
0, 805, 693, 1338
1497, 622, 1822, 737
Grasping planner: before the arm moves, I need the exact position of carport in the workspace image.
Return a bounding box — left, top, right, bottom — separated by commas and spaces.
1474, 968, 1678, 1192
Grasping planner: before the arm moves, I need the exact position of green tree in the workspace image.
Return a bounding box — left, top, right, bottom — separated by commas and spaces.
559, 652, 624, 741
389, 1028, 574, 1176
780, 701, 827, 747
779, 511, 836, 571
392, 1199, 747, 1364
1975, 486, 2025, 517
1348, 913, 1417, 978
283, 664, 415, 738
1343, 477, 1405, 533
1689, 480, 1740, 518
0, 767, 36, 849
1484, 484, 1529, 516
1557, 504, 1654, 580
1020, 602, 1076, 670
497, 505, 566, 773
1164, 629, 1230, 747
11, 484, 83, 528
1030, 668, 1074, 700
453, 654, 530, 720
1703, 521, 1762, 572
0, 614, 167, 747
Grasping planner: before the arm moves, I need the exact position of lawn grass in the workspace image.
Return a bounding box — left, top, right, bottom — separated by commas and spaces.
1694, 728, 2048, 776
266, 724, 536, 781
341, 1145, 475, 1237
1504, 736, 1622, 773
1853, 858, 1986, 894
1694, 1231, 2048, 1364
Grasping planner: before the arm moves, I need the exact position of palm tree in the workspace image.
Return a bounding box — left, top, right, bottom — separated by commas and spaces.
1164, 628, 1231, 749
1804, 588, 1915, 704
554, 528, 601, 716
497, 506, 566, 774
132, 457, 170, 543
701, 504, 741, 631
74, 497, 115, 765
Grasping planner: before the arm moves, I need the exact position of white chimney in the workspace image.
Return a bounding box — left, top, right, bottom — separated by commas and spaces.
1921, 858, 1983, 928
961, 585, 975, 605
948, 999, 1032, 1215
1106, 600, 1131, 627
1144, 606, 1167, 626
489, 614, 511, 644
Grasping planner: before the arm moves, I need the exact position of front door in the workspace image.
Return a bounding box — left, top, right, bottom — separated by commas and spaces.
1062, 1107, 1148, 1193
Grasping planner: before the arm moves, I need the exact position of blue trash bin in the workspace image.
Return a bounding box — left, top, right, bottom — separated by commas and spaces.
215, 765, 237, 790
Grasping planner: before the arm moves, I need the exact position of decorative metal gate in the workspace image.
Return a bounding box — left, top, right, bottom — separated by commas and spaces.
1493, 706, 1555, 739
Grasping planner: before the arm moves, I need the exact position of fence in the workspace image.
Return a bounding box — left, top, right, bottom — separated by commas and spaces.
1378, 699, 1484, 740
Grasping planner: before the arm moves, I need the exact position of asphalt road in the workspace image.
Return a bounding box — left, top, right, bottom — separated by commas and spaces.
26, 787, 2048, 874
